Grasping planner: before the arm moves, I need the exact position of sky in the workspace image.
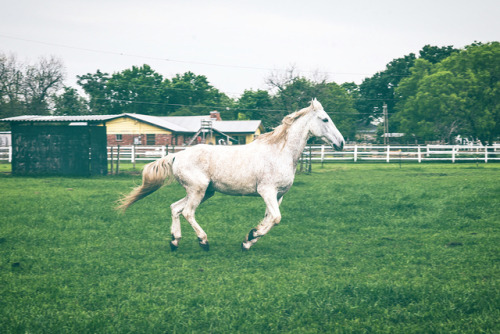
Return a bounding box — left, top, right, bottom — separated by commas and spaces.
0, 0, 499, 98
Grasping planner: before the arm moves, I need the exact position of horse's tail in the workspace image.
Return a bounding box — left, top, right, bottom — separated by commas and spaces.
116, 154, 176, 212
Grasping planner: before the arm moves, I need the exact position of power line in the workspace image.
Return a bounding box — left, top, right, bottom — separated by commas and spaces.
0, 34, 375, 77
92, 97, 396, 115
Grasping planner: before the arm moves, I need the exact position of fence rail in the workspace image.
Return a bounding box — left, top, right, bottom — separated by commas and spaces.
1, 144, 499, 164
106, 144, 500, 164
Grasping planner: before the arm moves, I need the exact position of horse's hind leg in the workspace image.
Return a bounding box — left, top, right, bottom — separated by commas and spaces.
182, 186, 214, 251
169, 188, 214, 251
170, 197, 187, 251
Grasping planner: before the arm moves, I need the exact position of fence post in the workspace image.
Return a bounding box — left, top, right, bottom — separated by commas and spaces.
8, 145, 12, 163
354, 145, 358, 162
386, 145, 390, 163
131, 144, 136, 168
417, 146, 421, 163
110, 147, 114, 175
452, 146, 456, 163
162, 145, 166, 157
485, 146, 488, 163
308, 145, 312, 174
116, 145, 120, 174
320, 145, 325, 166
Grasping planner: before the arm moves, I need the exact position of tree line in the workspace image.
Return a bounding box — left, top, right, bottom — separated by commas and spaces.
1, 42, 498, 144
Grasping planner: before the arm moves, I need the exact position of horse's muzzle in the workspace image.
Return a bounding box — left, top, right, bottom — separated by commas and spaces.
333, 141, 344, 151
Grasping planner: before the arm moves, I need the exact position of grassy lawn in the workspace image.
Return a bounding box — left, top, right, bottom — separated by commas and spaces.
0, 163, 499, 333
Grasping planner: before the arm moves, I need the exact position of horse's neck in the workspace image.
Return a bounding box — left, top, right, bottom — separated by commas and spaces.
282, 114, 312, 165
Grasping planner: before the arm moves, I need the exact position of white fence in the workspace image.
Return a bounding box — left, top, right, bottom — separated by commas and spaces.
304, 144, 500, 163
105, 144, 499, 164
0, 146, 11, 162
1, 144, 499, 164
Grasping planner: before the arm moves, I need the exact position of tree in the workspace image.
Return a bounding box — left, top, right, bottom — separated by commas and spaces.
266, 66, 316, 118
1, 53, 65, 118
356, 53, 416, 126
394, 42, 500, 144
106, 64, 166, 115
77, 70, 111, 115
53, 86, 89, 115
235, 90, 274, 128
316, 82, 359, 141
167, 71, 231, 115
356, 45, 459, 129
0, 53, 24, 121
265, 68, 358, 137
418, 44, 457, 64
23, 56, 65, 115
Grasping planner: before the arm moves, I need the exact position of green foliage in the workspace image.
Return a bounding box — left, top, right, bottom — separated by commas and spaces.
76, 67, 231, 116
106, 64, 166, 115
235, 90, 275, 128
53, 86, 89, 115
260, 73, 359, 134
395, 42, 500, 144
356, 45, 458, 128
76, 70, 112, 115
1, 164, 499, 333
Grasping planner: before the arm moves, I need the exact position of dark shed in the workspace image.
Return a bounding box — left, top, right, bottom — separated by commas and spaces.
0, 115, 116, 176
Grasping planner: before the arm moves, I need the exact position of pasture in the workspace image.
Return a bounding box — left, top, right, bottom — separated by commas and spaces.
0, 163, 499, 333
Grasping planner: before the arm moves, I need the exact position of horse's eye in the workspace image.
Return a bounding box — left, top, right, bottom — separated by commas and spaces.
322, 118, 329, 123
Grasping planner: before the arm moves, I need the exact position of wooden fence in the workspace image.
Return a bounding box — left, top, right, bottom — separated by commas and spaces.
1, 144, 499, 165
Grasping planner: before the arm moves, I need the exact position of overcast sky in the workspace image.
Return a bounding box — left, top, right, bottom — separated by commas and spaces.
1, 0, 499, 97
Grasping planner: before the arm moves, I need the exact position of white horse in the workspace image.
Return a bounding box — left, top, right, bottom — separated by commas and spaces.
117, 99, 344, 251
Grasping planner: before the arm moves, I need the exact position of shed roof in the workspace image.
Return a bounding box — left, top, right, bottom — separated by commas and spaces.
1, 113, 263, 134
0, 115, 119, 123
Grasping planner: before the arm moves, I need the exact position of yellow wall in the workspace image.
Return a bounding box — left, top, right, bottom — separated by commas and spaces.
245, 127, 262, 143
105, 117, 171, 135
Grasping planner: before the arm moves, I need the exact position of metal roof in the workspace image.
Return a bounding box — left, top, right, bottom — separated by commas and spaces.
0, 114, 120, 123
212, 120, 262, 134
1, 113, 262, 134
124, 114, 190, 133
158, 116, 209, 132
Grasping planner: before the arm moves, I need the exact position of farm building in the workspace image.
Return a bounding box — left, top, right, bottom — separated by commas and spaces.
0, 112, 263, 175
1, 112, 263, 147
105, 111, 263, 146
0, 115, 114, 176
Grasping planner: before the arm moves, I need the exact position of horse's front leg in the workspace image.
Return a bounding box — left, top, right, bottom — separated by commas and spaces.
242, 191, 282, 251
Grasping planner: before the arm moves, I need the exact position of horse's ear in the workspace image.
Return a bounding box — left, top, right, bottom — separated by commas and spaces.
311, 98, 319, 110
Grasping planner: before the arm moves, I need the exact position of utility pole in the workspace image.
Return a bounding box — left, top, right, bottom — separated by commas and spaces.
383, 102, 389, 145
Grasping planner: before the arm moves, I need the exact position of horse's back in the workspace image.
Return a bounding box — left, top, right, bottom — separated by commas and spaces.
172, 144, 265, 195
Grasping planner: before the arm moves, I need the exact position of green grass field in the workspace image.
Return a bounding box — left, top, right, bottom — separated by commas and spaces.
0, 163, 499, 333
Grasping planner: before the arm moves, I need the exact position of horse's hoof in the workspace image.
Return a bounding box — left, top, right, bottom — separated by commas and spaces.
199, 242, 210, 251
241, 242, 250, 251
247, 228, 258, 241
170, 241, 178, 252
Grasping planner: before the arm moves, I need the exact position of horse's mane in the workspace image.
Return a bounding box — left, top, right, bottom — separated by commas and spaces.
256, 100, 320, 145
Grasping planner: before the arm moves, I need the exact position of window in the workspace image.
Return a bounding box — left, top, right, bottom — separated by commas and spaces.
116, 134, 123, 141
146, 134, 156, 145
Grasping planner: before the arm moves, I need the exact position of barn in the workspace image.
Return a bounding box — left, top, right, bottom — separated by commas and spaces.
0, 115, 114, 176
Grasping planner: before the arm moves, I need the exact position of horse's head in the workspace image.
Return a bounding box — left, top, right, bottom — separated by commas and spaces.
308, 99, 345, 151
